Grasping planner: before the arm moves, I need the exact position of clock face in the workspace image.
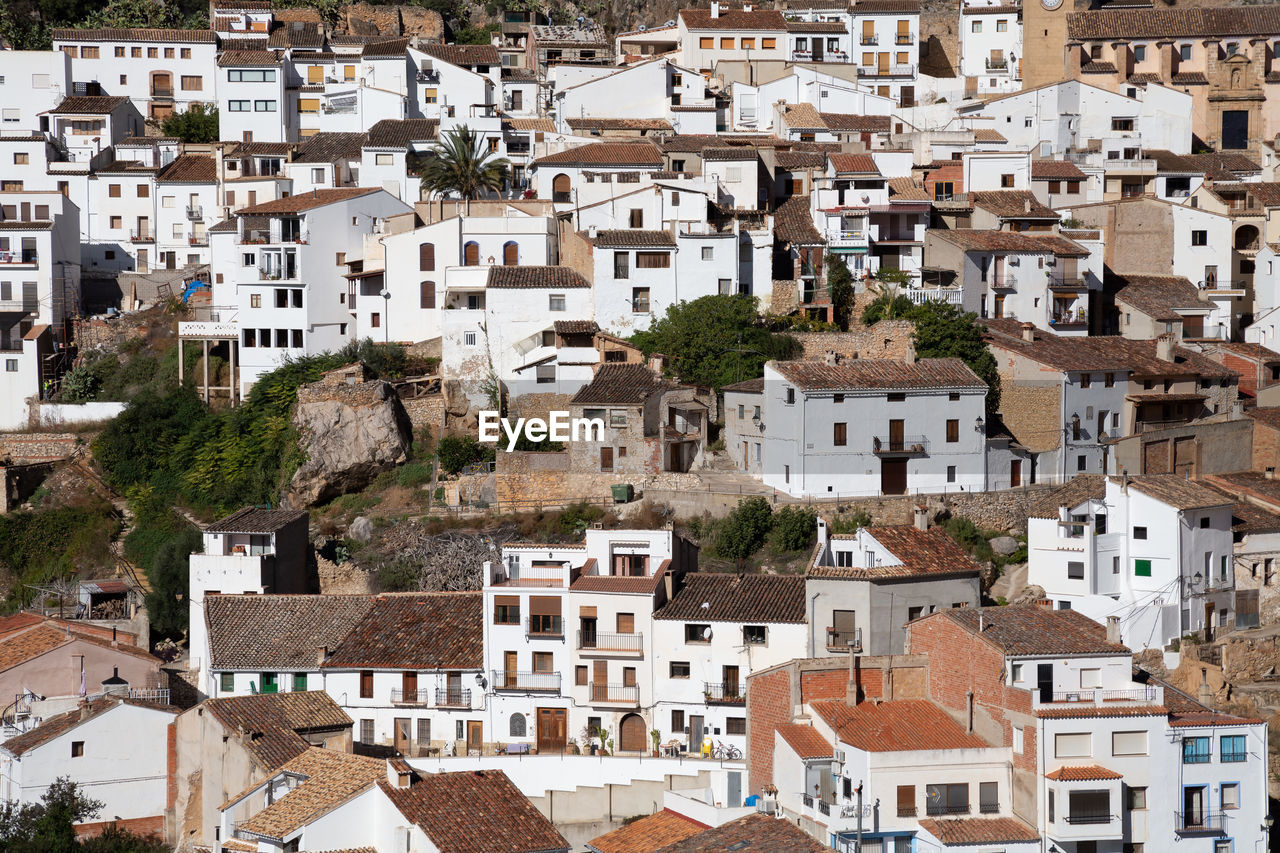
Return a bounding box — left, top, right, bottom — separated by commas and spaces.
1041, 0, 1063, 9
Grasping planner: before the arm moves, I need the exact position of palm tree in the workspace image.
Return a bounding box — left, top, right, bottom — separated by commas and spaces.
418, 125, 510, 214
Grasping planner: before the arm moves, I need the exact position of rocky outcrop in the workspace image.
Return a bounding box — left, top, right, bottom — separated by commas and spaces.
286, 374, 413, 507
336, 3, 444, 40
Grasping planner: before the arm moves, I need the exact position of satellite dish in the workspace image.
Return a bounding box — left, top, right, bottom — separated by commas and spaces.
379, 289, 391, 299
665, 19, 675, 26
702, 627, 713, 641
639, 24, 647, 31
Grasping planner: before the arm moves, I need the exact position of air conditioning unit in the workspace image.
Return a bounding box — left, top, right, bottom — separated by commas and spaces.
833, 749, 846, 763
1046, 258, 1057, 266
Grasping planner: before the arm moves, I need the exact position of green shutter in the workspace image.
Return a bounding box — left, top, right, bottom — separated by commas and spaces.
1134, 559, 1152, 577
293, 672, 308, 692
219, 672, 234, 693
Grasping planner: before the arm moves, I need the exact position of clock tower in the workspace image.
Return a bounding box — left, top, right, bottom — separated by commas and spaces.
1022, 0, 1075, 88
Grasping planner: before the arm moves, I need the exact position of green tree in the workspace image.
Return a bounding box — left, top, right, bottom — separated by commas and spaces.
630, 295, 800, 389
417, 125, 509, 213
144, 525, 202, 639
826, 253, 854, 331
860, 291, 915, 325
768, 505, 817, 553
713, 496, 773, 560
911, 301, 1001, 415
157, 104, 219, 144
84, 0, 206, 28
0, 777, 102, 853
436, 435, 495, 474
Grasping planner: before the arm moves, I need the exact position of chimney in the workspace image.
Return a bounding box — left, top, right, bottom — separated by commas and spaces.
1035, 598, 1054, 609
1197, 285, 1209, 303
79, 700, 91, 721
588, 224, 597, 239
1106, 615, 1120, 644
903, 336, 916, 363
1266, 467, 1275, 480
649, 353, 667, 373
1121, 469, 1130, 493
710, 1, 721, 17
316, 646, 328, 666
913, 504, 929, 531
111, 626, 118, 648
1023, 198, 1031, 214
1020, 322, 1035, 343
1155, 333, 1175, 362
1058, 505, 1069, 523
824, 350, 840, 366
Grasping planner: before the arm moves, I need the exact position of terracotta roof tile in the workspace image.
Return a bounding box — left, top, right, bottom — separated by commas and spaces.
786, 20, 848, 32
585, 229, 677, 248
487, 265, 590, 289
654, 573, 806, 623
1045, 764, 1122, 781
722, 377, 764, 393
572, 364, 672, 405
504, 117, 555, 132
554, 319, 599, 335
1036, 704, 1169, 719
206, 594, 374, 671
236, 188, 380, 215
217, 50, 280, 67
569, 572, 666, 594
779, 102, 826, 129
1081, 60, 1118, 74
533, 142, 663, 168
774, 357, 986, 391
970, 189, 1059, 219
52, 27, 216, 43
294, 132, 368, 163
774, 194, 825, 244
367, 118, 439, 148
565, 117, 674, 132
268, 22, 324, 49
702, 147, 759, 162
974, 128, 1007, 143
322, 593, 482, 670
1027, 475, 1106, 519
655, 813, 826, 853
48, 96, 129, 115
933, 605, 1131, 657
983, 322, 1234, 377
678, 9, 788, 30
1032, 160, 1088, 180
1181, 152, 1260, 178
820, 113, 891, 133
919, 816, 1039, 845
206, 507, 307, 533
930, 229, 1084, 255
1113, 273, 1202, 321
1114, 475, 1232, 511
853, 0, 922, 11
417, 42, 500, 66
829, 153, 880, 175
587, 810, 705, 853
776, 151, 826, 170
776, 723, 833, 759
810, 525, 984, 580
236, 749, 385, 840
362, 38, 410, 59
1171, 71, 1209, 85
203, 692, 352, 770
0, 626, 72, 672
157, 153, 217, 184
887, 177, 931, 200
380, 771, 569, 853
1067, 6, 1280, 40
810, 699, 989, 752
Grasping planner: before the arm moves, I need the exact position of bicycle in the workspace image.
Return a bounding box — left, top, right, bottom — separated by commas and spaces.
711, 741, 743, 760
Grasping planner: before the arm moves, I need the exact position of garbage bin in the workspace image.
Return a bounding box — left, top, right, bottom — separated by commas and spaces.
611, 484, 634, 503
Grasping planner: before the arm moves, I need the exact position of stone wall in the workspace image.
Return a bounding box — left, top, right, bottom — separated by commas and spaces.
511, 393, 576, 424
338, 3, 444, 39
770, 280, 798, 316
790, 320, 915, 361
0, 433, 79, 463
494, 450, 703, 506
400, 394, 445, 436
997, 382, 1063, 454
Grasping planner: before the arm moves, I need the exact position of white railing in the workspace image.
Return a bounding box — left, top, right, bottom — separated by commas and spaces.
906, 288, 963, 305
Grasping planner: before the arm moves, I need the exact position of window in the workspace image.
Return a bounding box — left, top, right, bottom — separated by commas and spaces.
762, 38, 776, 49
1068, 561, 1084, 580
1111, 118, 1135, 132
726, 717, 746, 735
1221, 782, 1239, 810
1180, 43, 1192, 60
1124, 786, 1147, 811
925, 783, 969, 816
137, 184, 149, 198
548, 294, 565, 311
1000, 173, 1014, 188
147, 47, 157, 58
785, 387, 795, 405
181, 75, 202, 91
946, 419, 959, 442
908, 606, 923, 622
609, 410, 628, 428
671, 709, 685, 732
228, 100, 249, 112
420, 281, 435, 309
1133, 526, 1147, 540
720, 38, 734, 49
574, 665, 588, 686
613, 252, 629, 279
1220, 734, 1246, 762
699, 37, 713, 49
360, 719, 374, 743
510, 713, 527, 737
293, 672, 307, 691
110, 216, 122, 230
996, 18, 1008, 32
1054, 732, 1092, 758
463, 331, 477, 346
632, 287, 650, 313
743, 625, 766, 645
741, 38, 755, 50
1013, 727, 1024, 754
250, 293, 262, 308
254, 100, 276, 112
629, 208, 644, 228
979, 782, 998, 814
670, 661, 690, 678
1182, 736, 1210, 764
834, 422, 847, 446
1191, 230, 1207, 246
182, 48, 191, 59
108, 184, 121, 198
1112, 730, 1147, 756
359, 670, 374, 699
685, 623, 711, 643
71, 741, 84, 757
1134, 559, 1151, 577
971, 20, 982, 33
494, 599, 519, 624
947, 465, 956, 483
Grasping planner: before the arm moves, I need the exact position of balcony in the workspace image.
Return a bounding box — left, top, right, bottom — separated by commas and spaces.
188, 234, 209, 246
578, 630, 644, 653
1064, 809, 1113, 825
906, 288, 963, 306
1103, 158, 1157, 172
186, 205, 203, 221
985, 58, 1008, 70
872, 435, 929, 456
826, 228, 867, 246
491, 670, 561, 693
1175, 811, 1228, 835
858, 64, 914, 77
417, 71, 441, 84
896, 32, 914, 44
792, 50, 812, 61
525, 615, 564, 639
0, 251, 37, 266
435, 688, 471, 708
1201, 279, 1247, 294
391, 688, 430, 706
151, 87, 174, 99
130, 230, 154, 243
1040, 686, 1162, 706
825, 628, 860, 651
860, 34, 878, 45
1047, 275, 1087, 290
589, 682, 639, 705
1050, 310, 1088, 328
704, 682, 745, 705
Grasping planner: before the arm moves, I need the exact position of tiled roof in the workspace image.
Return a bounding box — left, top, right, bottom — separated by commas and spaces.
1113, 274, 1202, 321
268, 22, 324, 49
587, 809, 705, 853
157, 154, 217, 184
2, 696, 174, 757
776, 151, 826, 170
820, 113, 891, 133
504, 117, 555, 132
970, 190, 1059, 219
586, 229, 677, 248
1171, 71, 1209, 85
773, 357, 986, 391
571, 364, 671, 405
829, 153, 880, 175
322, 593, 482, 670
553, 319, 599, 335
722, 377, 764, 393
654, 813, 826, 853
236, 748, 385, 840
1031, 160, 1087, 180
779, 102, 826, 129
1227, 498, 1280, 534
809, 699, 989, 752
1027, 475, 1106, 519
1036, 704, 1169, 719
206, 507, 307, 534
1045, 765, 1123, 781
570, 572, 665, 594
52, 27, 216, 43
565, 117, 674, 132
935, 605, 1131, 657
654, 573, 806, 623
1248, 407, 1280, 435
887, 177, 931, 201
678, 9, 788, 30
1242, 182, 1280, 208
236, 188, 380, 215
217, 50, 280, 67
1128, 72, 1163, 84
776, 723, 833, 759
206, 594, 374, 670
294, 132, 368, 163
919, 816, 1040, 845
853, 0, 922, 11
362, 38, 410, 59
930, 229, 1084, 256
774, 194, 825, 244
1067, 6, 1280, 40
811, 525, 984, 580
1115, 474, 1232, 511
416, 42, 501, 66
1081, 60, 1118, 74
786, 20, 848, 32
380, 770, 570, 853
229, 141, 294, 156
366, 118, 439, 148
502, 67, 540, 82
973, 128, 1007, 143
48, 96, 129, 115
203, 692, 352, 770
1181, 152, 1260, 178
983, 321, 1235, 378
533, 142, 663, 168
702, 147, 758, 161
0, 625, 74, 672
487, 266, 590, 289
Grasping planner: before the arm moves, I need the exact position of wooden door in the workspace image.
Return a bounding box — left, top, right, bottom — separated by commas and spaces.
537, 708, 566, 753
994, 294, 1005, 318
503, 242, 518, 265
742, 441, 749, 469
464, 242, 480, 265
1010, 459, 1021, 488
688, 715, 704, 751
619, 713, 646, 752
881, 459, 907, 495
503, 651, 518, 689
723, 665, 740, 698
600, 446, 614, 472
402, 671, 417, 701
393, 717, 410, 754
888, 419, 904, 451
466, 720, 483, 754
592, 660, 608, 701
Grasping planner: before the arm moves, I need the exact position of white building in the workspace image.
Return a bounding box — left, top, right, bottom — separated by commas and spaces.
531, 141, 665, 211
850, 0, 921, 107
0, 51, 72, 132
1027, 474, 1237, 649
217, 50, 288, 144
154, 152, 217, 270
959, 0, 1021, 95
759, 356, 989, 498
361, 118, 440, 203
677, 5, 788, 73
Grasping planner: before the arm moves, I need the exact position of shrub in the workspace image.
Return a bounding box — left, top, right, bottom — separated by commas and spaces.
436, 435, 494, 474
713, 497, 773, 560
396, 461, 433, 488
829, 509, 871, 535
59, 366, 100, 403
769, 505, 817, 553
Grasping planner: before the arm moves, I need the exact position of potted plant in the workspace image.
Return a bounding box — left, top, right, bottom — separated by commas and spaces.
650, 729, 661, 757
580, 725, 598, 756
567, 737, 579, 755
596, 725, 611, 757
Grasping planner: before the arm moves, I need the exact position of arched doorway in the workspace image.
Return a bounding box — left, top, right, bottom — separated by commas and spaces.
1235, 224, 1260, 252
552, 173, 570, 202
503, 240, 518, 266
619, 713, 646, 753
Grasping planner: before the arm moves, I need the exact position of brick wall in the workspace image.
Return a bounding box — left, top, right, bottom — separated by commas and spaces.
166, 722, 178, 811
746, 667, 795, 795
801, 669, 848, 702
77, 815, 163, 840
1252, 420, 1280, 472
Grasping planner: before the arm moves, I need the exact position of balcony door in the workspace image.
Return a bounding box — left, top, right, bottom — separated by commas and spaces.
688, 714, 705, 752
1183, 786, 1207, 826
446, 672, 462, 705
888, 419, 904, 451
503, 651, 518, 689
592, 660, 608, 701
723, 665, 740, 698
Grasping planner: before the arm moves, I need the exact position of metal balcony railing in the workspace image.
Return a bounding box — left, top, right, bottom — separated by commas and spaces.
826, 628, 859, 649
926, 803, 969, 816
1175, 811, 1227, 834
1065, 810, 1114, 825
130, 230, 154, 242
188, 234, 208, 246
985, 58, 1008, 70
417, 71, 441, 83
588, 682, 639, 704
872, 435, 929, 455
492, 670, 561, 692
435, 688, 471, 708
896, 32, 914, 44
186, 205, 203, 221
151, 87, 174, 98
0, 251, 37, 265
860, 34, 878, 45
704, 682, 745, 704
525, 615, 564, 639
1051, 310, 1088, 326
859, 64, 914, 77
578, 630, 644, 652
1046, 686, 1161, 704
391, 688, 430, 705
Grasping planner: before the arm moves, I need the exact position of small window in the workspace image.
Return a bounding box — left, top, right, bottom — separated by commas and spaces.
1000, 174, 1014, 188
463, 331, 477, 346
1220, 734, 1246, 763
1191, 230, 1207, 246
743, 625, 766, 645
359, 670, 374, 699
670, 661, 690, 678
1221, 782, 1239, 810
1133, 526, 1147, 540
833, 422, 847, 446
946, 419, 959, 443
726, 717, 746, 735
979, 781, 998, 814
1134, 559, 1152, 577
1127, 786, 1147, 810
71, 741, 84, 757
220, 672, 234, 692
785, 387, 796, 404
702, 246, 713, 261
1068, 561, 1084, 580
575, 665, 588, 686
684, 623, 711, 643
1011, 664, 1022, 682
